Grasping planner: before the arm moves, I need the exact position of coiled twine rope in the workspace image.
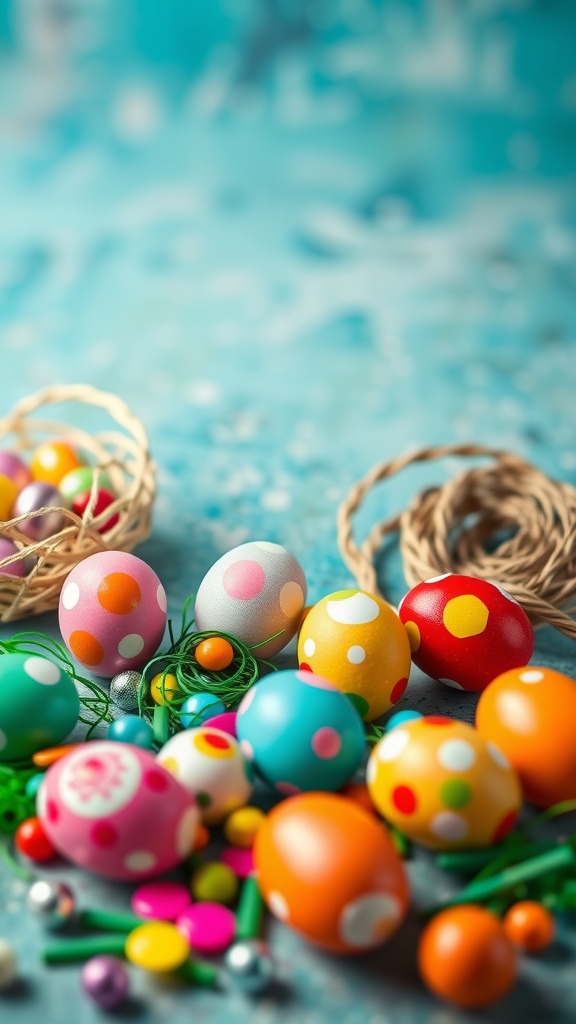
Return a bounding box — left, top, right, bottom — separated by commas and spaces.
337, 444, 576, 639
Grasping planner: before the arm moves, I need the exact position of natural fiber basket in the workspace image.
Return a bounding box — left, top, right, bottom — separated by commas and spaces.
0, 384, 155, 623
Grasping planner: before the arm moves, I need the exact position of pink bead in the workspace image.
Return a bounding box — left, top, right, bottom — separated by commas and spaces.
0, 451, 31, 492
131, 881, 191, 921
0, 537, 26, 577
221, 846, 254, 879
176, 902, 236, 955
202, 711, 237, 738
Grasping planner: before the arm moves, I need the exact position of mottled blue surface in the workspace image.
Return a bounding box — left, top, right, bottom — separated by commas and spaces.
1, 1, 576, 1022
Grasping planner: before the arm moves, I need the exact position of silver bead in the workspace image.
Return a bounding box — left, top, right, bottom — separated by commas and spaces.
27, 879, 75, 931
224, 940, 275, 994
110, 670, 142, 712
13, 483, 66, 540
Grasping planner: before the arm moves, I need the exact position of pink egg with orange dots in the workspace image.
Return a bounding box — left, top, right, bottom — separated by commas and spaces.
58, 551, 167, 677
37, 741, 198, 881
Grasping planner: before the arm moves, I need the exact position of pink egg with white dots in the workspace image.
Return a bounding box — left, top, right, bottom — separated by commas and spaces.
36, 741, 199, 880
58, 551, 167, 677
194, 541, 307, 659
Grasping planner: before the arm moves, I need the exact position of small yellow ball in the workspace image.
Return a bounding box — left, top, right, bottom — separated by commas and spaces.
223, 806, 266, 848
191, 862, 238, 905
150, 672, 180, 706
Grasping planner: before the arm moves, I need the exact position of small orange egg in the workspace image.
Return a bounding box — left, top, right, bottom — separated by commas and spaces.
476, 666, 576, 807
418, 905, 517, 1008
254, 792, 409, 954
30, 440, 83, 486
195, 637, 234, 671
502, 901, 555, 953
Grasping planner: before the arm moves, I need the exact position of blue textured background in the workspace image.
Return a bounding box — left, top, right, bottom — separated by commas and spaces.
1, 1, 576, 1021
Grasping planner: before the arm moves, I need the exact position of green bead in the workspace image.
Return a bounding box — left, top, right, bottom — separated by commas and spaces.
440, 779, 472, 809
59, 466, 113, 503
0, 653, 79, 762
192, 862, 239, 905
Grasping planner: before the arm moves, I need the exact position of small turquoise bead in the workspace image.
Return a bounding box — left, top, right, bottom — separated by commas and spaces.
25, 773, 46, 799
179, 692, 226, 728
108, 715, 155, 748
385, 710, 422, 732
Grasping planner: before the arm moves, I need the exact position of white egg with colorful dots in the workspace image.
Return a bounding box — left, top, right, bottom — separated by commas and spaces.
58, 551, 167, 678
156, 727, 253, 825
194, 542, 307, 659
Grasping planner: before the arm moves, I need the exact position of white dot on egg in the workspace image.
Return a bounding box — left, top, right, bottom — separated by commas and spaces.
339, 893, 402, 948
279, 581, 304, 617
61, 582, 80, 610
118, 634, 145, 659
268, 891, 289, 921
157, 584, 167, 613
437, 739, 476, 773
431, 811, 469, 842
124, 851, 157, 873
303, 637, 316, 658
376, 729, 409, 763
347, 645, 366, 665
24, 657, 61, 686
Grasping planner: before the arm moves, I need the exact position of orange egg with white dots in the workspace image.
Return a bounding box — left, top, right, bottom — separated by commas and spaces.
297, 590, 411, 720
476, 666, 576, 807
59, 551, 167, 677
398, 574, 534, 692
367, 716, 521, 850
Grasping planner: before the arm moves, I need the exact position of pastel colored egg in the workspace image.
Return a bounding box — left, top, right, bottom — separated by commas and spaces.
476, 666, 576, 807
59, 466, 113, 503
156, 727, 252, 825
254, 792, 409, 954
236, 669, 366, 795
398, 574, 534, 693
194, 541, 307, 659
72, 489, 119, 533
37, 741, 199, 880
297, 590, 411, 721
12, 483, 66, 540
30, 440, 83, 487
0, 653, 79, 762
0, 473, 18, 520
108, 715, 155, 749
58, 550, 167, 677
0, 538, 26, 577
179, 692, 226, 727
0, 451, 31, 492
367, 716, 521, 850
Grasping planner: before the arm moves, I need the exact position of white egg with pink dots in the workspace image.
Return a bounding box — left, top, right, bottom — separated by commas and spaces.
194, 541, 307, 659
58, 550, 167, 677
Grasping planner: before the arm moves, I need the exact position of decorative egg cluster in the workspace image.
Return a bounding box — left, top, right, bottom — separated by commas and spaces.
367, 716, 521, 849
297, 590, 411, 720
156, 727, 253, 824
37, 741, 198, 880
236, 668, 366, 794
0, 653, 80, 762
59, 550, 167, 677
194, 541, 307, 659
398, 574, 534, 692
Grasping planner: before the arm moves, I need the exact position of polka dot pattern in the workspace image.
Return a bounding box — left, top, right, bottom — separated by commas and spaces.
118, 634, 145, 659
303, 637, 316, 658
377, 729, 410, 762
223, 559, 265, 600
405, 620, 420, 652
390, 677, 408, 704
440, 779, 472, 809
326, 592, 379, 625
279, 581, 304, 617
339, 893, 402, 948
431, 811, 469, 842
69, 630, 104, 667
392, 785, 417, 814
437, 739, 476, 772
61, 582, 80, 610
311, 727, 342, 759
156, 728, 252, 826
347, 645, 366, 664
124, 850, 157, 873
23, 657, 61, 685
98, 573, 142, 615
443, 594, 489, 639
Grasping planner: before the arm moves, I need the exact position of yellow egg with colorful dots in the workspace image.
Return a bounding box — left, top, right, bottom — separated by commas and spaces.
297, 590, 411, 721
367, 716, 521, 850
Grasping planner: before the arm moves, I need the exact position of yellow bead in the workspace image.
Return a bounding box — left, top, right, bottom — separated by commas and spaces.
150, 671, 180, 706
0, 474, 18, 521
191, 862, 239, 905
125, 922, 189, 973
223, 806, 266, 848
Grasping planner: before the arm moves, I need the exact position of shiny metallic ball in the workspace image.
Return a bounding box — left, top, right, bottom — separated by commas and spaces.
110, 670, 142, 712
13, 483, 66, 540
224, 940, 275, 994
27, 879, 75, 931
81, 956, 129, 1009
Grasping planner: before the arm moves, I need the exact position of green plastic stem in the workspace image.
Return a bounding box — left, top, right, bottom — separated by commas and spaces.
79, 908, 144, 933
235, 874, 264, 940
43, 935, 127, 963
153, 705, 170, 747
176, 958, 219, 987
436, 841, 550, 874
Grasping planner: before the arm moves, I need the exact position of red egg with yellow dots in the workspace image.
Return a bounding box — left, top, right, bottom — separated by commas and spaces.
398, 574, 533, 693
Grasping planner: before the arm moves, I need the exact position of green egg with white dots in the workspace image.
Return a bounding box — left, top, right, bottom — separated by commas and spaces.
0, 653, 80, 761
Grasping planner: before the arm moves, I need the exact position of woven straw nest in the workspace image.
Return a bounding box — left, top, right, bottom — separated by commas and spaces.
0, 384, 155, 623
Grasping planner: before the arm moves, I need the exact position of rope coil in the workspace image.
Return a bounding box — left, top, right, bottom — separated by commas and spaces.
337, 444, 576, 639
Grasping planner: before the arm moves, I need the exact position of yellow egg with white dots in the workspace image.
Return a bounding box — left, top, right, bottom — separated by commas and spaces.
367, 716, 522, 850
297, 590, 411, 721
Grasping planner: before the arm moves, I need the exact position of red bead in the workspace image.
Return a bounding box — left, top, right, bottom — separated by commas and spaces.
15, 817, 56, 862
72, 488, 119, 533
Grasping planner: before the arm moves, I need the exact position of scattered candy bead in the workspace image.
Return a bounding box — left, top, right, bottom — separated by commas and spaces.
0, 450, 31, 491
418, 905, 517, 1009
150, 671, 181, 707
81, 955, 130, 1009
224, 940, 275, 995
385, 709, 423, 731
193, 823, 211, 852
191, 862, 239, 905
176, 902, 236, 956
59, 466, 114, 503
25, 773, 45, 800
0, 939, 18, 990
502, 901, 555, 953
0, 472, 18, 520
110, 670, 142, 712
108, 715, 155, 748
221, 847, 255, 880
32, 744, 79, 767
224, 806, 265, 848
125, 921, 190, 973
0, 537, 26, 576
30, 440, 82, 487
195, 636, 235, 671
180, 691, 226, 727
15, 816, 56, 862
13, 482, 66, 540
72, 488, 119, 533
203, 711, 237, 737
131, 881, 191, 922
28, 879, 76, 931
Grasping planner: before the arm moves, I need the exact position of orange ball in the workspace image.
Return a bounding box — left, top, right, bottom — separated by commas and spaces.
418, 905, 517, 1009
254, 792, 409, 954
30, 440, 83, 486
476, 666, 576, 807
503, 901, 555, 953
195, 636, 234, 671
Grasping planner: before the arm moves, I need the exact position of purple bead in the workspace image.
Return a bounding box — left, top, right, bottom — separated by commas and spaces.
81, 955, 129, 1009
0, 537, 26, 577
0, 451, 31, 491
12, 482, 65, 539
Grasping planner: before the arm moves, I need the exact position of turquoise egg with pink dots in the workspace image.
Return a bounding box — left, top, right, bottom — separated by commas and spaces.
236, 669, 366, 795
